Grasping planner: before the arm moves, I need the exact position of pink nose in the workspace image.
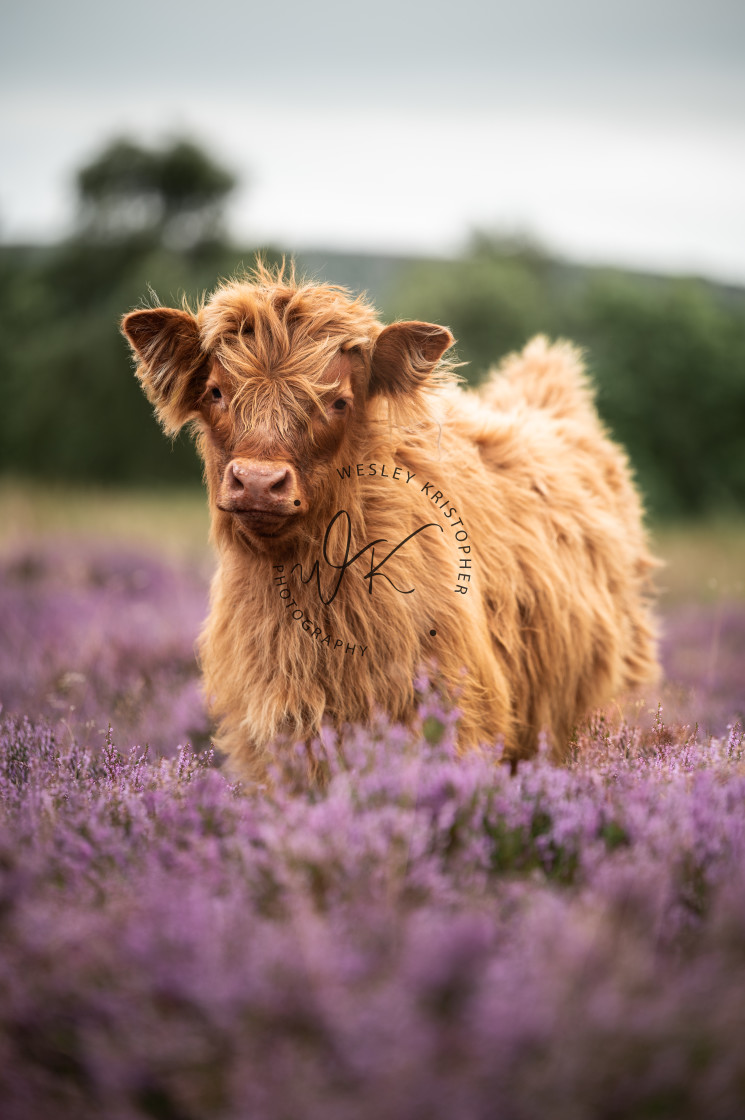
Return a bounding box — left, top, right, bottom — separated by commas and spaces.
222, 459, 301, 510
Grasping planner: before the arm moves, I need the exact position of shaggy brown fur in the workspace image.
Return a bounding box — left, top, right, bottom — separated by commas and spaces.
122, 262, 659, 781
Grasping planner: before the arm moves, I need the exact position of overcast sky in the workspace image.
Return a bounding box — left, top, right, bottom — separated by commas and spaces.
2, 0, 744, 281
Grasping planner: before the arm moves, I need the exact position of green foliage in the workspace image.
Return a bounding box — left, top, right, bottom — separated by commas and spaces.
386, 253, 548, 377
569, 273, 745, 517
77, 136, 237, 248
386, 239, 745, 517
0, 239, 281, 487
0, 135, 247, 489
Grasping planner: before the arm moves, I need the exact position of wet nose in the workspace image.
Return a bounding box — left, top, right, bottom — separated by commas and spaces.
223, 459, 300, 509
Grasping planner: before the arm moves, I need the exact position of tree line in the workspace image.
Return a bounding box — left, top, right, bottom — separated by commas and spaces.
1, 137, 744, 519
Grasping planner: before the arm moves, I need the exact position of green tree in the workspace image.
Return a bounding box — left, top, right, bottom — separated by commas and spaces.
77, 137, 237, 249
386, 240, 552, 385
568, 272, 745, 517
0, 136, 264, 489
388, 240, 745, 518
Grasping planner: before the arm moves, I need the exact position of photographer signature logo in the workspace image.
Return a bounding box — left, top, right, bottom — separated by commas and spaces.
271, 463, 474, 656
291, 509, 443, 604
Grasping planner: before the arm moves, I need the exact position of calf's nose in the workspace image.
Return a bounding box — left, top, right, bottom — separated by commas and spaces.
224, 459, 300, 509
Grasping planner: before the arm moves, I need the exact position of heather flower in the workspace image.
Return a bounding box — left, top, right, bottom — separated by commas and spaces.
1, 538, 745, 1117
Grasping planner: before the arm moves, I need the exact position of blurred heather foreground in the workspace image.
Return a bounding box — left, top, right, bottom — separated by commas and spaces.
0, 515, 744, 1118
0, 538, 210, 757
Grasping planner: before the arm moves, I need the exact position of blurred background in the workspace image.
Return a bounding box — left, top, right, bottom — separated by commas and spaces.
2, 0, 745, 515
0, 0, 743, 747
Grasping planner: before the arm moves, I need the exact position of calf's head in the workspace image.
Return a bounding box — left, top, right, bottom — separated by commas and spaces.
122, 270, 453, 554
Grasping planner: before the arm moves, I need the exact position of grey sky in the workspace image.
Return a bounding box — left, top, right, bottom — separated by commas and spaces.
2, 0, 744, 280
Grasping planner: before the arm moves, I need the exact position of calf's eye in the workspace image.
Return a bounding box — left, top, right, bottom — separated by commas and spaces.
211, 386, 223, 402
332, 398, 347, 412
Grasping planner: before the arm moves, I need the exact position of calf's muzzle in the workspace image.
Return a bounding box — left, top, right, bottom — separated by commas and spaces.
219, 458, 304, 518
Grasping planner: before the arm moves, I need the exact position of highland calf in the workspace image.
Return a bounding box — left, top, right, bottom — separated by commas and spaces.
122, 264, 658, 781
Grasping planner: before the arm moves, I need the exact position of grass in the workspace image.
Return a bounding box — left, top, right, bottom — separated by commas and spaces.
653, 520, 745, 604
0, 479, 210, 560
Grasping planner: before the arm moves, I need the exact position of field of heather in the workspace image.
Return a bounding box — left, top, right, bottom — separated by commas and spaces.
1, 487, 744, 1119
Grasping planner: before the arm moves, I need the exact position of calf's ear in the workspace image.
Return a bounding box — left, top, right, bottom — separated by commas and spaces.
121, 307, 205, 434
369, 321, 454, 398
